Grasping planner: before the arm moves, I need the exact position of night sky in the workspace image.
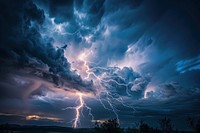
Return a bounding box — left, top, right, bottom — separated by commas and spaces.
0, 0, 200, 130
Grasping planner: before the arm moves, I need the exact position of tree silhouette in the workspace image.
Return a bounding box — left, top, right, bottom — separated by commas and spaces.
187, 116, 195, 131
195, 119, 200, 133
158, 117, 173, 133
139, 120, 150, 133
187, 117, 200, 133
126, 127, 139, 133
93, 118, 123, 133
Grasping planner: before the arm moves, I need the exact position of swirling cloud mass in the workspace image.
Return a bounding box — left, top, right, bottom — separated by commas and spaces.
0, 0, 200, 129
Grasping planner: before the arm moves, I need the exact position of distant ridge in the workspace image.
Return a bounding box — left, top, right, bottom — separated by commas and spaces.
0, 124, 93, 133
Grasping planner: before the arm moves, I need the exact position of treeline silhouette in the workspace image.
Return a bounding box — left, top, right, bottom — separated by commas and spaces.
93, 117, 200, 133
0, 117, 199, 133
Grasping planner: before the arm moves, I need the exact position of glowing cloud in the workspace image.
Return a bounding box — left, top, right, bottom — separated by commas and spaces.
26, 115, 62, 122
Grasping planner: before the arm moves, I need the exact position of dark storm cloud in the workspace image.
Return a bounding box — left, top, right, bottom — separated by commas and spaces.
34, 0, 175, 65
0, 0, 94, 100
144, 82, 200, 116
137, 0, 200, 80
93, 0, 172, 60
155, 83, 178, 99
136, 92, 200, 117
48, 0, 74, 23
34, 0, 200, 72
1, 0, 200, 129
34, 0, 105, 47
0, 1, 95, 128
75, 0, 105, 26
127, 84, 200, 129
33, 0, 74, 23
90, 0, 200, 81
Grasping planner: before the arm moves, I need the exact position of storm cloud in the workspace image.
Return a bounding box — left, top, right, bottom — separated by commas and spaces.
0, 0, 94, 97
0, 0, 200, 129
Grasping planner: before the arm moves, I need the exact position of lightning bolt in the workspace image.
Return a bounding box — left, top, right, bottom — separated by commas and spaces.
73, 93, 83, 128
63, 51, 136, 128
39, 13, 138, 128
62, 92, 94, 128
84, 61, 135, 124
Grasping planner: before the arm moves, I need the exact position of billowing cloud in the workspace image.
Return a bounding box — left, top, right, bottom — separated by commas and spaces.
0, 0, 200, 129
0, 0, 95, 98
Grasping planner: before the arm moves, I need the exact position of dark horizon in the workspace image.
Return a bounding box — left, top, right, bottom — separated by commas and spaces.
0, 0, 200, 131
0, 119, 198, 133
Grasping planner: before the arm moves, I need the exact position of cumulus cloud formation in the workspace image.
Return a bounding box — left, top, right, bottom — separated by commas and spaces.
0, 0, 200, 129
88, 66, 150, 99
0, 0, 94, 98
